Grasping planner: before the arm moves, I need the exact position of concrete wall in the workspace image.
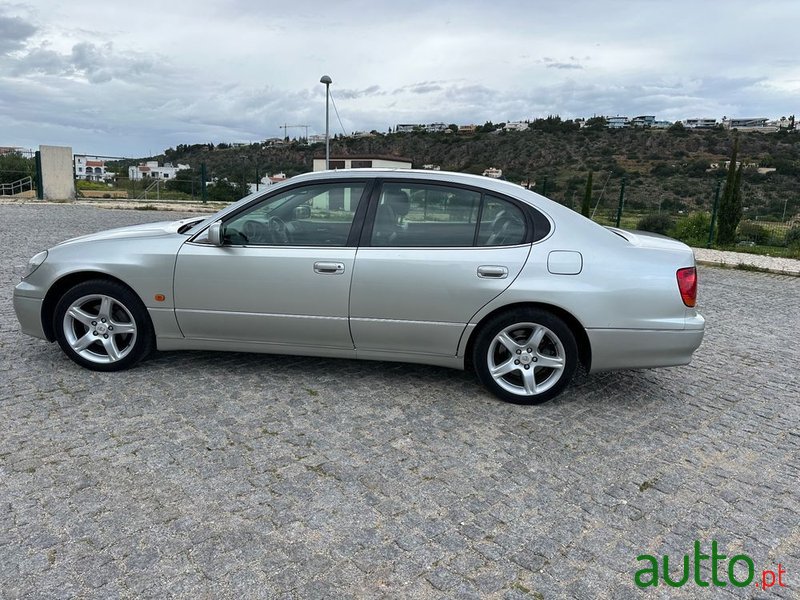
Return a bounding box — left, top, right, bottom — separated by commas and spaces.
39, 145, 75, 200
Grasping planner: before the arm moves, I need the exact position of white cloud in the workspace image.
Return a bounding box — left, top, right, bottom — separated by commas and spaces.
0, 0, 798, 155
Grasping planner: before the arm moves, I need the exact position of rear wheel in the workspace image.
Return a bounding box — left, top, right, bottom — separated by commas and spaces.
473, 308, 578, 404
54, 280, 154, 371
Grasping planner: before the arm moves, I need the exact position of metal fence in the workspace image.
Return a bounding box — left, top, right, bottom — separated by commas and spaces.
0, 149, 37, 197
75, 176, 207, 202
539, 175, 800, 256
74, 163, 251, 205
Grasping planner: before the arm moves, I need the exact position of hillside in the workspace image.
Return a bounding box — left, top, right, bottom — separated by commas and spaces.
140, 125, 799, 221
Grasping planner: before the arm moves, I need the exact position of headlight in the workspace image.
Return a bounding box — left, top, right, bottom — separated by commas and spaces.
20, 250, 48, 280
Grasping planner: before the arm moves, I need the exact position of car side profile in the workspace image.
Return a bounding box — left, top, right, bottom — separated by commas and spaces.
14, 169, 704, 404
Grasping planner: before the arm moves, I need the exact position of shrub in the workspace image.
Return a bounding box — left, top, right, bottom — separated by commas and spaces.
636, 214, 674, 235
736, 221, 769, 245
651, 163, 676, 177
786, 227, 800, 248
671, 212, 711, 246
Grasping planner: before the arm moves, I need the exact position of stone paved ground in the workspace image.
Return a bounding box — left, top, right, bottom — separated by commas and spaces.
1, 205, 798, 599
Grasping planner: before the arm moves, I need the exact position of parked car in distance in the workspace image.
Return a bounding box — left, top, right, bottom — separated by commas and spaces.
14, 169, 704, 404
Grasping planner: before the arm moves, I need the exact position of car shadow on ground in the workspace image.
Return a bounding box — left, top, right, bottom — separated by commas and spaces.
127, 348, 668, 410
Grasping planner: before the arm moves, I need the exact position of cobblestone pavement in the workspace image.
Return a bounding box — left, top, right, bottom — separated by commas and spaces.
1, 205, 798, 599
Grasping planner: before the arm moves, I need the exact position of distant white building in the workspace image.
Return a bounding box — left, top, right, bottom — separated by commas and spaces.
504, 121, 529, 132
482, 167, 503, 179
606, 116, 629, 129
685, 118, 717, 129
723, 117, 771, 130
312, 155, 412, 171
350, 131, 376, 138
630, 115, 655, 127
395, 124, 421, 133
0, 146, 27, 156
128, 161, 190, 181
652, 120, 672, 129
307, 134, 326, 144
74, 155, 113, 181
424, 122, 448, 133
247, 172, 287, 194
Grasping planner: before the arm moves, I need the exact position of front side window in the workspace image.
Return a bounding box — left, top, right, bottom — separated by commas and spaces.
223, 182, 365, 247
370, 183, 481, 247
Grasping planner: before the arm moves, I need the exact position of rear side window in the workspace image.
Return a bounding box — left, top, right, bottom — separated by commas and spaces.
367, 182, 544, 247
370, 183, 482, 247
477, 195, 527, 246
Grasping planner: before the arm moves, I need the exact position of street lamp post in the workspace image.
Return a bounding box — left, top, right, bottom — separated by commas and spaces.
320, 75, 332, 169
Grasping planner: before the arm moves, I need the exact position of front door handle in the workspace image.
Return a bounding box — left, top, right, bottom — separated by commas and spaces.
314, 261, 345, 274
477, 265, 508, 279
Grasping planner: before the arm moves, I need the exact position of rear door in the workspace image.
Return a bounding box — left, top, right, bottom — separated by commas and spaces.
349, 181, 531, 357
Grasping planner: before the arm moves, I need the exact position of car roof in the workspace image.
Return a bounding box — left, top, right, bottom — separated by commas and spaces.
290, 168, 547, 202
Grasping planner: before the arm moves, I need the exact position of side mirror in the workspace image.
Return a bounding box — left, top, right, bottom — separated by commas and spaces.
294, 205, 311, 220
208, 221, 223, 246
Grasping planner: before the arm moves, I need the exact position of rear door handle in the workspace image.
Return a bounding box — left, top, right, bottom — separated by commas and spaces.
314, 261, 345, 274
477, 265, 508, 279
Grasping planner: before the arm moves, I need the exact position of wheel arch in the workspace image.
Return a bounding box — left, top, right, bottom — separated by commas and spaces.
41, 271, 145, 342
465, 301, 592, 372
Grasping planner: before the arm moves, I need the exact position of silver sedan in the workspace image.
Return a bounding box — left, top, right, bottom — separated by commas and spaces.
14, 169, 704, 404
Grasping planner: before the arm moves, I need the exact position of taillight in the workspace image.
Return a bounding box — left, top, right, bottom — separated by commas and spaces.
676, 267, 697, 307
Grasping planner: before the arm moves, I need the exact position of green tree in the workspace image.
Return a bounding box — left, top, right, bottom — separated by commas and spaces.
715, 138, 744, 245
584, 116, 607, 130
165, 168, 198, 195
581, 171, 593, 217
0, 152, 35, 185
206, 178, 241, 203
668, 121, 687, 136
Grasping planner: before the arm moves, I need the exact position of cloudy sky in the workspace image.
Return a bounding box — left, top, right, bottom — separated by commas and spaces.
1, 1, 798, 157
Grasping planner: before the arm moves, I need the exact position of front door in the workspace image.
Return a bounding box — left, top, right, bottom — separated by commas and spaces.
173, 181, 368, 350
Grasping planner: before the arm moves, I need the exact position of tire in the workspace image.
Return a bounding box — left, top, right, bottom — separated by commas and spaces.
473, 308, 578, 405
53, 279, 154, 372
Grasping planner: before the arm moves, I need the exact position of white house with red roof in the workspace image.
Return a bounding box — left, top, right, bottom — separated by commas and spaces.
128, 160, 190, 181
74, 155, 113, 181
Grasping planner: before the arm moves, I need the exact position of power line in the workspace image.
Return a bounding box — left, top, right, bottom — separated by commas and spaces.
328, 91, 348, 137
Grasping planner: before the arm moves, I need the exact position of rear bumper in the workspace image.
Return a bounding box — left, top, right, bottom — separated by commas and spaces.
13, 293, 47, 340
587, 324, 704, 372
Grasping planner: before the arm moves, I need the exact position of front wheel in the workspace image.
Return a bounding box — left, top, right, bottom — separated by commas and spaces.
53, 280, 154, 371
473, 308, 578, 404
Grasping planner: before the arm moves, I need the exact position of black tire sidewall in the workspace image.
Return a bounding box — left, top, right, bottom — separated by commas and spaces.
53, 280, 153, 371
473, 308, 578, 405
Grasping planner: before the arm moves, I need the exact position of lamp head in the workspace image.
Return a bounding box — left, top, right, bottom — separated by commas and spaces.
320, 75, 332, 85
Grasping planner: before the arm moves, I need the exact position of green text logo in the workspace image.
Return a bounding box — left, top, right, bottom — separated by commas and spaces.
635, 540, 787, 590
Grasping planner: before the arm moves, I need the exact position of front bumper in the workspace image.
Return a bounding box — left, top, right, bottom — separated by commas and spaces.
13, 290, 47, 340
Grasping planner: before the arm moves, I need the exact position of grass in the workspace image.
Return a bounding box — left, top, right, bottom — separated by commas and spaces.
716, 244, 800, 259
